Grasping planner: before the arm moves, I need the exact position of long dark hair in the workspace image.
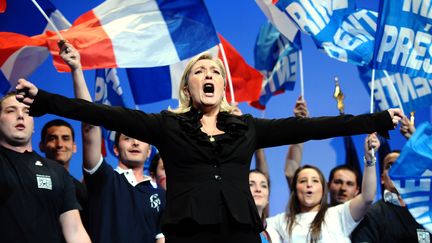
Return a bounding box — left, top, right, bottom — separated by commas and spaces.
286, 165, 328, 243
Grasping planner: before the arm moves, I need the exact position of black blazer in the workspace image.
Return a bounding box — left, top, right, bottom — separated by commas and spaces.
30, 89, 394, 232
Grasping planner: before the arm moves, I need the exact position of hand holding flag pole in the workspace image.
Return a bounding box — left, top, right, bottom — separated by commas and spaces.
30, 0, 64, 41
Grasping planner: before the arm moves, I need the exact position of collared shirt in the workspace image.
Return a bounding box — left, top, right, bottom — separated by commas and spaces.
383, 189, 403, 206
83, 157, 165, 243
85, 156, 155, 187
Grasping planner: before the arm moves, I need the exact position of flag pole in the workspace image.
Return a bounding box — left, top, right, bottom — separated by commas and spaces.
218, 42, 235, 103
31, 0, 64, 40
299, 49, 304, 100
382, 70, 405, 115
370, 68, 376, 154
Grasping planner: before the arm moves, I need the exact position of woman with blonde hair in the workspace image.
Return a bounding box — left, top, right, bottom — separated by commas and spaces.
16, 52, 401, 243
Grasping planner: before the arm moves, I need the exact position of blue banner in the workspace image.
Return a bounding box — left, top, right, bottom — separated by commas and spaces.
389, 122, 432, 233
374, 0, 432, 79
94, 68, 126, 157
275, 0, 377, 66
251, 22, 300, 109
358, 65, 432, 113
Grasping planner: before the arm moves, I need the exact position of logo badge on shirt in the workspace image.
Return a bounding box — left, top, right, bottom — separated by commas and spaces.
150, 194, 161, 212
34, 160, 43, 166
36, 174, 52, 190
417, 229, 431, 243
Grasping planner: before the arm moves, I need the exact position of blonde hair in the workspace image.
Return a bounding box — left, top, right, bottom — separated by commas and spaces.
169, 52, 235, 114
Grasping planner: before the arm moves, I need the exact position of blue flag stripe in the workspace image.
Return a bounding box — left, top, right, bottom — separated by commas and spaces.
126, 66, 173, 104
157, 0, 219, 60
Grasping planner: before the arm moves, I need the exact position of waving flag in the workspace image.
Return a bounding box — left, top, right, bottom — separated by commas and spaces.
274, 0, 377, 65
0, 0, 70, 94
255, 0, 300, 49
46, 0, 219, 72
389, 122, 432, 233
251, 22, 300, 110
358, 65, 432, 113
127, 34, 262, 104
374, 0, 432, 79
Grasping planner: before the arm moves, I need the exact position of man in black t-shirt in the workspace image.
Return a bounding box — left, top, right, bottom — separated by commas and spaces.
0, 93, 90, 243
351, 151, 431, 242
39, 118, 89, 228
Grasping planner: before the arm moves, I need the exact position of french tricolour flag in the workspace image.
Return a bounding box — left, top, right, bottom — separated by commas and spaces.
126, 34, 263, 104
0, 0, 70, 94
47, 0, 219, 72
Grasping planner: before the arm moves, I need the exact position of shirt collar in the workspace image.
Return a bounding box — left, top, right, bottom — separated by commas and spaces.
383, 189, 403, 206
115, 166, 151, 187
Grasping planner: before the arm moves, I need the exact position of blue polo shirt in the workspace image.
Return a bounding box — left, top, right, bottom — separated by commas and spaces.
84, 158, 165, 243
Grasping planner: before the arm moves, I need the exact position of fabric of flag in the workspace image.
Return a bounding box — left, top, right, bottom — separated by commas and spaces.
374, 0, 432, 79
94, 68, 126, 157
219, 34, 262, 103
358, 65, 432, 113
46, 0, 220, 72
0, 0, 6, 13
0, 0, 70, 94
250, 22, 299, 110
274, 0, 377, 66
126, 46, 218, 104
389, 122, 432, 233
127, 34, 262, 104
254, 0, 300, 49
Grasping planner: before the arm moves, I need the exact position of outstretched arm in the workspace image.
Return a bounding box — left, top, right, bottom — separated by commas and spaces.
349, 133, 379, 221
285, 96, 308, 188
59, 42, 102, 170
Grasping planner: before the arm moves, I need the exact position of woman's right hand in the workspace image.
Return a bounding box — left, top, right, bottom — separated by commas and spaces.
15, 78, 38, 106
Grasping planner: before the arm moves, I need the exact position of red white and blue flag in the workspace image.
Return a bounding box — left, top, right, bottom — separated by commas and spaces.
126, 34, 263, 104
46, 0, 219, 72
0, 0, 70, 94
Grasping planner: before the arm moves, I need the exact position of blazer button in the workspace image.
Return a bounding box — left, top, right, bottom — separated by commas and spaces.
214, 174, 222, 181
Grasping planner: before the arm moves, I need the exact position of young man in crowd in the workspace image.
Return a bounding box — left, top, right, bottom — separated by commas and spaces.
0, 93, 90, 242
60, 42, 165, 243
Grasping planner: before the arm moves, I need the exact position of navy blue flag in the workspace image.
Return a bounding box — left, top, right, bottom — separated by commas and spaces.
251, 22, 300, 109
374, 0, 432, 79
389, 122, 432, 233
94, 68, 126, 157
358, 65, 432, 113
275, 0, 377, 66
